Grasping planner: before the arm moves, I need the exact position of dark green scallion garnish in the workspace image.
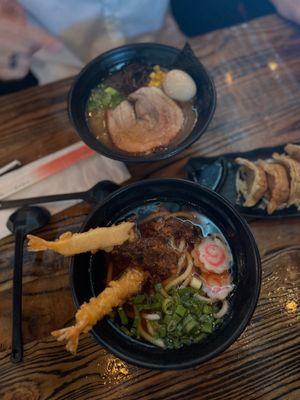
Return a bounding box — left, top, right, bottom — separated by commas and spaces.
87, 85, 123, 112
132, 294, 146, 304
113, 286, 225, 350
117, 307, 128, 325
162, 298, 173, 315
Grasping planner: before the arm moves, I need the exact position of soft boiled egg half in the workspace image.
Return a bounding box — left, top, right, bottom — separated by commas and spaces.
162, 69, 197, 102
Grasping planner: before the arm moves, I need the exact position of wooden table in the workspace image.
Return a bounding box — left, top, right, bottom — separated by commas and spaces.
0, 14, 299, 400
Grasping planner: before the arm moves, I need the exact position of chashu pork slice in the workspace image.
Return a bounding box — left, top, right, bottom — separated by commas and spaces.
107, 87, 184, 153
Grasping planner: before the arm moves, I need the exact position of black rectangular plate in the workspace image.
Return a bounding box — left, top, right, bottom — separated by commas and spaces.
185, 143, 300, 219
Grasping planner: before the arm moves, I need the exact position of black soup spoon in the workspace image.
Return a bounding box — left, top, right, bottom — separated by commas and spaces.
7, 206, 51, 362
0, 180, 119, 210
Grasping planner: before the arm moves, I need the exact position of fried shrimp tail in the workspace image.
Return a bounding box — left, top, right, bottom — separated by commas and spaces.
51, 268, 146, 354
27, 222, 135, 256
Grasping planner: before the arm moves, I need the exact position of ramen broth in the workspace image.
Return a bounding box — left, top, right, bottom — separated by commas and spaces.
86, 63, 198, 155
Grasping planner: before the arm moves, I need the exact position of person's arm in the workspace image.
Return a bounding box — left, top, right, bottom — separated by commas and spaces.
0, 0, 59, 80
270, 0, 300, 24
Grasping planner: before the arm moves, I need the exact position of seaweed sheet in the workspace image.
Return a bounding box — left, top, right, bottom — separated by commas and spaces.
171, 43, 215, 113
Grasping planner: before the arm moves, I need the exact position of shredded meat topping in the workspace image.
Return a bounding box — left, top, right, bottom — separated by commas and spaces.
109, 216, 200, 284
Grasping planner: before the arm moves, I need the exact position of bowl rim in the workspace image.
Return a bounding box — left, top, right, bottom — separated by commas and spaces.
68, 43, 217, 163
70, 178, 261, 369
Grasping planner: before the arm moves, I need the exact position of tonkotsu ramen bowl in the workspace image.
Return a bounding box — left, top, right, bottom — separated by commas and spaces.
68, 43, 216, 163
70, 179, 261, 370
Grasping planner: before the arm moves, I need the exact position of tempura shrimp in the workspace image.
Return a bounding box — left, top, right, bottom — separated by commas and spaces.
27, 221, 135, 256
52, 268, 146, 354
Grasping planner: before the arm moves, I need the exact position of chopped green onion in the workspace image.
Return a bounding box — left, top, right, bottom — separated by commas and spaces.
154, 292, 164, 303
132, 316, 140, 329
182, 315, 196, 332
178, 288, 191, 298
149, 302, 161, 310
110, 282, 220, 349
172, 338, 181, 348
117, 307, 128, 325
137, 302, 160, 311
87, 85, 123, 112
195, 333, 207, 342
173, 313, 183, 323
184, 319, 198, 333
177, 324, 184, 334
163, 315, 172, 325
199, 314, 214, 323
167, 320, 177, 333
130, 327, 137, 336
201, 322, 214, 333
175, 304, 187, 318
162, 298, 173, 315
191, 302, 202, 313
203, 305, 213, 315
183, 314, 195, 326
120, 326, 132, 336
100, 91, 111, 107
132, 294, 146, 304
153, 283, 170, 298
104, 87, 119, 96
158, 325, 167, 337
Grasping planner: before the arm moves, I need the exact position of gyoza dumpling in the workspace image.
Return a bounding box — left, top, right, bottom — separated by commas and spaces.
272, 153, 300, 207
257, 160, 290, 214
285, 143, 300, 162
235, 157, 268, 207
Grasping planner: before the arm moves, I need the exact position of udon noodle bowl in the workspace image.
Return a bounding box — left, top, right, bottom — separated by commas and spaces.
106, 202, 234, 349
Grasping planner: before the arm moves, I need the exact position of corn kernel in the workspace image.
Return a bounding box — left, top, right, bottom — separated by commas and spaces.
148, 65, 166, 87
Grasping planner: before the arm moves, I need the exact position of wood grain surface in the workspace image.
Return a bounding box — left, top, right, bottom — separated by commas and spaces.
0, 14, 299, 400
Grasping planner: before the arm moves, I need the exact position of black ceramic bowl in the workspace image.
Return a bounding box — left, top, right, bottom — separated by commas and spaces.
68, 43, 216, 163
70, 179, 261, 370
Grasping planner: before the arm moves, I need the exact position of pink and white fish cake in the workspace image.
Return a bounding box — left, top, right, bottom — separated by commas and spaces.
201, 271, 234, 300
192, 236, 232, 274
